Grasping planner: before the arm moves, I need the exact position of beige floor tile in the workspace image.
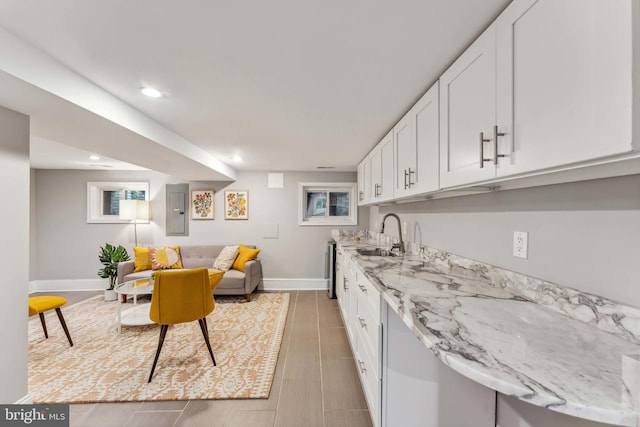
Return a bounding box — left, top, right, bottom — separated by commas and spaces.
69, 403, 96, 413
124, 411, 182, 427
324, 410, 373, 427
321, 357, 368, 410
274, 379, 324, 427
319, 326, 352, 360
174, 400, 235, 427
73, 402, 141, 427
224, 409, 276, 427
138, 400, 188, 411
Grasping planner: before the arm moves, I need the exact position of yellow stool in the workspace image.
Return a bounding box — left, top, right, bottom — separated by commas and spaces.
28, 296, 74, 347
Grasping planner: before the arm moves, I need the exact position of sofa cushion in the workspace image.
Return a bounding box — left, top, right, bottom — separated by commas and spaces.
150, 246, 183, 270
216, 269, 245, 290
232, 244, 261, 272
180, 245, 224, 269
213, 245, 239, 271
133, 246, 152, 272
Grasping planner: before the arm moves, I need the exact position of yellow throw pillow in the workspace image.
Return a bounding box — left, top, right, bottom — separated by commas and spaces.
232, 244, 260, 272
150, 246, 183, 270
133, 246, 151, 272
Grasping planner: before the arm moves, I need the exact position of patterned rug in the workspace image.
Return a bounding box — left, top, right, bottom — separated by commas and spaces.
28, 293, 289, 403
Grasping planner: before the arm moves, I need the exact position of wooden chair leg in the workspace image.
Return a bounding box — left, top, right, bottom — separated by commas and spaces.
55, 308, 73, 347
198, 318, 216, 366
38, 313, 48, 338
245, 293, 252, 302
149, 325, 169, 382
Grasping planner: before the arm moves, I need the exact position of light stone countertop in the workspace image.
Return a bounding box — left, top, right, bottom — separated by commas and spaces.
337, 238, 640, 426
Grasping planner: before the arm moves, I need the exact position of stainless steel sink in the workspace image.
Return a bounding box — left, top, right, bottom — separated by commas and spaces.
356, 247, 396, 257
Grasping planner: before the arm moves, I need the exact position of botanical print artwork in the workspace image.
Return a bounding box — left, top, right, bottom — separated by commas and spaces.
191, 190, 214, 220
225, 190, 248, 220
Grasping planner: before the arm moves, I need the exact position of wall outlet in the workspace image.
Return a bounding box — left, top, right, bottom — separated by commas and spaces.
513, 231, 528, 259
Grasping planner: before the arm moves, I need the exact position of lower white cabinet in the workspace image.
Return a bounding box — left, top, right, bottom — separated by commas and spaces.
381, 301, 495, 427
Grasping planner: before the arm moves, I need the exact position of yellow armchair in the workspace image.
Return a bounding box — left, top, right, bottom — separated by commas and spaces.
148, 267, 224, 382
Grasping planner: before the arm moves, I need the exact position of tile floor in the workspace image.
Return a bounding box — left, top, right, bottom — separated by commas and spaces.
32, 290, 372, 427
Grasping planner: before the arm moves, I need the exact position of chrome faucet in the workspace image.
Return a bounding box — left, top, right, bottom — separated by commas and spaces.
380, 213, 404, 254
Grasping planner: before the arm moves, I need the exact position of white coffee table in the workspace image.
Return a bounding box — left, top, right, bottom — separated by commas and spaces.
114, 278, 154, 333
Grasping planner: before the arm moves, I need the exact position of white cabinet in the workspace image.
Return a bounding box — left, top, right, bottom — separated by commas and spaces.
356, 160, 368, 205
336, 248, 356, 342
439, 23, 498, 188
440, 0, 637, 189
370, 131, 394, 203
395, 81, 440, 198
353, 270, 382, 427
495, 0, 636, 177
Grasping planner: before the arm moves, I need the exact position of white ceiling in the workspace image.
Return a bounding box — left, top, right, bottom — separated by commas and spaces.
0, 0, 511, 180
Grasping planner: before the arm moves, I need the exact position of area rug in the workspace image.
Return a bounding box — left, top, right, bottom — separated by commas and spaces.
28, 292, 289, 403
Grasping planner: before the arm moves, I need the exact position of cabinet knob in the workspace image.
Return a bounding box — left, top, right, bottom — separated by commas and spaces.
358, 284, 367, 293
358, 316, 367, 328
479, 132, 491, 168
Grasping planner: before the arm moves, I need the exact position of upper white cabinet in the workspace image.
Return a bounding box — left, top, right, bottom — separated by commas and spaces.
370, 131, 395, 203
439, 24, 498, 188
395, 81, 440, 198
495, 0, 636, 177
440, 0, 637, 189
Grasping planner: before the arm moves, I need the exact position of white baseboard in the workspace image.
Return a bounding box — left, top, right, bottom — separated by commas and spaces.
260, 278, 328, 291
14, 394, 33, 404
31, 278, 329, 293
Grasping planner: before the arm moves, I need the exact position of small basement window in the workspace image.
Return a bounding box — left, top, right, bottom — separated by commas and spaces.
87, 181, 150, 223
299, 182, 357, 226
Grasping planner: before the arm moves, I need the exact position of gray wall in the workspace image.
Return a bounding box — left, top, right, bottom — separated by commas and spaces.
0, 106, 29, 403
33, 169, 367, 282
374, 174, 640, 307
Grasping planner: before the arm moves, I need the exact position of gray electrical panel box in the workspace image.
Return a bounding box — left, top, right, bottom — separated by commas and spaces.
166, 183, 189, 236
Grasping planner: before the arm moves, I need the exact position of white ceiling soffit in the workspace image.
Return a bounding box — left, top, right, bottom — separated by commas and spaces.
0, 0, 512, 174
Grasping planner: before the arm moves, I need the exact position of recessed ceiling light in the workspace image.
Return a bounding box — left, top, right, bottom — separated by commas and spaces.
232, 155, 243, 162
141, 87, 162, 98
317, 166, 335, 169
89, 155, 100, 161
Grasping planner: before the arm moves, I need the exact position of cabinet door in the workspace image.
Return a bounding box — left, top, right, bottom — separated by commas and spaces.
410, 81, 440, 195
371, 130, 394, 202
357, 160, 366, 205
380, 135, 394, 201
496, 0, 634, 177
440, 23, 497, 188
394, 112, 414, 198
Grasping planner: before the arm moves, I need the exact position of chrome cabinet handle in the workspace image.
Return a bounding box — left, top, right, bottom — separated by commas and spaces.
374, 183, 381, 197
358, 284, 367, 293
358, 316, 367, 328
358, 359, 367, 373
343, 277, 349, 291
404, 169, 408, 189
407, 167, 415, 187
479, 132, 491, 168
493, 125, 506, 164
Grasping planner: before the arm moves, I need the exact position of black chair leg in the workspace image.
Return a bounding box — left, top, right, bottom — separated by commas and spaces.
55, 308, 73, 347
149, 325, 169, 382
198, 318, 216, 366
38, 313, 48, 338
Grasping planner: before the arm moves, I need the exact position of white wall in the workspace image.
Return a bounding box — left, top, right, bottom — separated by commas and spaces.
373, 174, 640, 308
0, 106, 30, 403
33, 169, 367, 289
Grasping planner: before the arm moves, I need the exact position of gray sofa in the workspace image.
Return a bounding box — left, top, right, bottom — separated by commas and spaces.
116, 244, 263, 301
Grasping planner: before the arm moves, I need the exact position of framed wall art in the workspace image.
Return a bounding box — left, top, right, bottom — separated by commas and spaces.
191, 190, 214, 220
224, 190, 248, 220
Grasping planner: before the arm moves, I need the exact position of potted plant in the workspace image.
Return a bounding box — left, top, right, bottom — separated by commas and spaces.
98, 243, 131, 301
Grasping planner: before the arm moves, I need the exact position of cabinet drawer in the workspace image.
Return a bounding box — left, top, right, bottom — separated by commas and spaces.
355, 345, 381, 426
356, 275, 380, 315
356, 298, 381, 374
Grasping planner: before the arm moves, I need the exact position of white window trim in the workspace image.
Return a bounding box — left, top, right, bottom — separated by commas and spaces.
298, 182, 357, 226
87, 181, 150, 223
